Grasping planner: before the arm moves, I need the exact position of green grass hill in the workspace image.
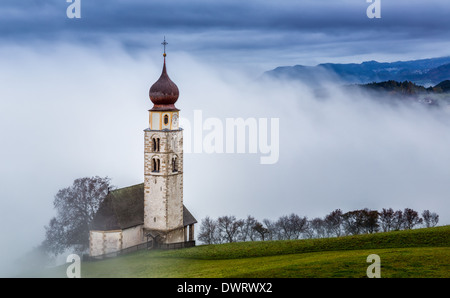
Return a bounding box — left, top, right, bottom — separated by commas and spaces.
40, 226, 450, 278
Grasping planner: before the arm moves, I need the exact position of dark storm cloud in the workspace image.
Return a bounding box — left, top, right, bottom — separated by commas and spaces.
1, 0, 449, 56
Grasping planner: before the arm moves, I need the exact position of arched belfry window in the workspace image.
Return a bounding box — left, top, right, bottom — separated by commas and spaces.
152, 137, 160, 152
152, 157, 160, 173
172, 156, 178, 173
164, 114, 169, 125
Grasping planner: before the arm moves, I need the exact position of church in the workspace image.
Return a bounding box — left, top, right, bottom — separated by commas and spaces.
89, 42, 197, 257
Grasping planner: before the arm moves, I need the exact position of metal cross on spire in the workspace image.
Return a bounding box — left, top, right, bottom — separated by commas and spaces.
162, 36, 168, 57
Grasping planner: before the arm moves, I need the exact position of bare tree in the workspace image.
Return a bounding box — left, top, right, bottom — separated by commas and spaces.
379, 208, 395, 232
303, 220, 314, 239
198, 216, 219, 244
342, 210, 364, 235
217, 215, 244, 243
364, 209, 380, 234
289, 214, 308, 239
403, 208, 423, 230
422, 210, 439, 228
430, 213, 439, 227
341, 209, 379, 235
309, 217, 326, 238
275, 214, 308, 240
198, 205, 438, 246
275, 215, 291, 240
324, 209, 343, 237
240, 215, 259, 242
262, 218, 278, 241
252, 221, 269, 241
431, 212, 439, 227
43, 176, 112, 255
392, 210, 405, 231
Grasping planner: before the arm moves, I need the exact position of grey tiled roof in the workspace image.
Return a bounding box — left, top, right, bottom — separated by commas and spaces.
90, 183, 196, 231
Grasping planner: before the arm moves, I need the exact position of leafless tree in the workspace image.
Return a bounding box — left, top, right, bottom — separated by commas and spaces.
276, 215, 294, 240
422, 210, 439, 228
290, 214, 308, 239
342, 210, 364, 235
275, 214, 308, 240
240, 215, 259, 242
363, 209, 380, 234
262, 218, 278, 241
198, 206, 438, 245
43, 176, 112, 255
217, 215, 244, 243
392, 210, 405, 230
403, 208, 423, 229
252, 221, 269, 241
198, 216, 219, 244
379, 208, 395, 232
324, 209, 343, 237
430, 213, 439, 227
341, 209, 379, 235
309, 217, 327, 238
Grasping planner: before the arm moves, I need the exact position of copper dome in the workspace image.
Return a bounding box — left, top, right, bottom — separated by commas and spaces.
149, 58, 179, 111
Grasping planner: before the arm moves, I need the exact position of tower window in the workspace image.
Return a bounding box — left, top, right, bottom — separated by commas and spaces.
152, 137, 160, 152
172, 156, 178, 172
164, 114, 169, 125
152, 158, 160, 173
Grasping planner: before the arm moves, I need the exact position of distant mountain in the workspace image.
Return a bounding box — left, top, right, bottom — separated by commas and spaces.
265, 57, 450, 86
342, 80, 450, 107
359, 80, 429, 94
434, 80, 450, 92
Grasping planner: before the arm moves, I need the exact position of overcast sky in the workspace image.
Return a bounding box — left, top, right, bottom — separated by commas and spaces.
2, 0, 450, 67
1, 0, 450, 276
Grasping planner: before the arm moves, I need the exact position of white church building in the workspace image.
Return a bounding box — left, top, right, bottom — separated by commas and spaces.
89, 44, 197, 257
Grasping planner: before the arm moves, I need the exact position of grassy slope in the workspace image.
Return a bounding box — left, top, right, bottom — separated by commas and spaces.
44, 226, 450, 278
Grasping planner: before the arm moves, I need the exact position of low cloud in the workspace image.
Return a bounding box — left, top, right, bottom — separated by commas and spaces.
1, 42, 449, 276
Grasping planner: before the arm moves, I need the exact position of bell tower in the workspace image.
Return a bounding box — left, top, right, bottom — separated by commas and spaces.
144, 38, 184, 243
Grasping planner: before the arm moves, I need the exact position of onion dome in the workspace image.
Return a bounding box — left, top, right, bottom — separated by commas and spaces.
149, 56, 179, 111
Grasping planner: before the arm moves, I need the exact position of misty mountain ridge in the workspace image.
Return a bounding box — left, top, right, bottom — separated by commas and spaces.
265, 56, 450, 87
345, 80, 450, 107
359, 80, 450, 94
309, 79, 450, 108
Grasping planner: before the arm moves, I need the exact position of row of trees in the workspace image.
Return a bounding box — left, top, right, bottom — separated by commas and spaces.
40, 177, 441, 254
198, 208, 439, 244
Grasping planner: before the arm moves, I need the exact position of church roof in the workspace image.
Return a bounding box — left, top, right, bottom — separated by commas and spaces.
90, 183, 197, 231
183, 204, 197, 226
